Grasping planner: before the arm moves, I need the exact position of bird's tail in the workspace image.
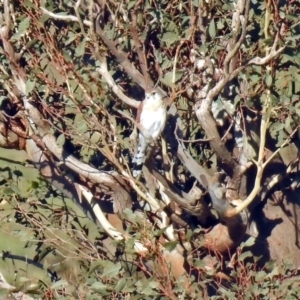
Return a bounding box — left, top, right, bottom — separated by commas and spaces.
132, 133, 148, 177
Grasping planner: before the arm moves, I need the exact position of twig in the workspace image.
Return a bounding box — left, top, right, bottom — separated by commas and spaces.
94, 15, 147, 89
201, 31, 285, 110
172, 41, 185, 85
224, 0, 250, 74
96, 60, 139, 108
130, 10, 151, 85
221, 122, 234, 142
80, 187, 148, 253
232, 91, 272, 215
40, 7, 92, 26
263, 126, 299, 168
74, 0, 86, 36
174, 122, 212, 143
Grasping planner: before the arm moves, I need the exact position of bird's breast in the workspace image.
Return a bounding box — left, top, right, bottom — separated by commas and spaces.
140, 106, 166, 140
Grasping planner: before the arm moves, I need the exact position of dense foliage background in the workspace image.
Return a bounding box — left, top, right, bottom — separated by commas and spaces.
0, 0, 300, 298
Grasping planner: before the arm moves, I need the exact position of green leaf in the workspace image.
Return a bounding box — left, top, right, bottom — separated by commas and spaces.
114, 278, 127, 292
75, 39, 86, 57
45, 63, 64, 85
56, 134, 66, 148
23, 0, 35, 8
208, 19, 216, 38
127, 0, 136, 10
192, 0, 199, 7
153, 227, 167, 237
90, 132, 101, 143
286, 34, 300, 41
160, 71, 184, 87
90, 282, 109, 295
238, 251, 252, 261
266, 266, 279, 278
217, 20, 225, 30
241, 236, 255, 248
161, 59, 173, 70
10, 17, 31, 41
255, 270, 267, 281
163, 241, 178, 252
161, 32, 179, 47
25, 79, 36, 95
98, 261, 122, 278
265, 74, 273, 87
64, 32, 77, 46
193, 259, 206, 268
0, 95, 6, 106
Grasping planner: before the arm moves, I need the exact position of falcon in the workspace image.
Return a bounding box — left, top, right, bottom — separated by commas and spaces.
132, 89, 167, 177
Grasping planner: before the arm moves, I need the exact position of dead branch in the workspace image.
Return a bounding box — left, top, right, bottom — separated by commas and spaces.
224, 0, 250, 74
96, 60, 139, 108
129, 9, 151, 84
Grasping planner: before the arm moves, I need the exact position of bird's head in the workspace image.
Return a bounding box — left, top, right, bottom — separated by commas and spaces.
145, 90, 163, 102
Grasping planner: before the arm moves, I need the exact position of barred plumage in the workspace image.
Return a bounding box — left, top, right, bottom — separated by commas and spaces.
132, 90, 167, 177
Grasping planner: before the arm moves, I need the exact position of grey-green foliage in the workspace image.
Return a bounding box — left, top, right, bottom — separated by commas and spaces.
0, 0, 300, 298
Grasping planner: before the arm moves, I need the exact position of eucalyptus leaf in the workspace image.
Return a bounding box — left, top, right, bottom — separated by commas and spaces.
10, 17, 30, 41
208, 19, 216, 38
160, 71, 184, 87
161, 32, 179, 47
25, 79, 36, 95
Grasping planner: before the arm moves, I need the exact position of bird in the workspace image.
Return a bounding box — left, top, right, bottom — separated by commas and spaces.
132, 89, 167, 177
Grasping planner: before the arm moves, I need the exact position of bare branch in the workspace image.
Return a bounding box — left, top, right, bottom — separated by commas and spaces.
94, 23, 148, 89
194, 34, 286, 177
74, 0, 87, 36
130, 10, 152, 85
96, 60, 139, 108
224, 0, 250, 74
80, 187, 149, 253
202, 31, 285, 108
230, 91, 272, 215
40, 7, 92, 26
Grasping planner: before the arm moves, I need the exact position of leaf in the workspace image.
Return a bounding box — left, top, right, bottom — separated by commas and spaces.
163, 241, 178, 252
161, 32, 179, 47
19, 276, 31, 283
64, 32, 76, 46
90, 132, 101, 143
74, 114, 88, 134
25, 79, 36, 95
193, 259, 206, 268
127, 0, 136, 10
208, 19, 216, 38
255, 270, 267, 281
192, 0, 199, 7
241, 236, 256, 248
93, 261, 122, 278
23, 0, 35, 8
0, 95, 6, 106
286, 34, 300, 41
153, 227, 167, 237
238, 250, 252, 261
217, 20, 225, 30
114, 278, 127, 292
56, 134, 66, 148
10, 17, 31, 41
161, 59, 173, 70
51, 280, 69, 290
266, 266, 279, 278
75, 39, 86, 57
160, 71, 184, 87
45, 63, 64, 85
265, 74, 273, 87
90, 281, 109, 294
